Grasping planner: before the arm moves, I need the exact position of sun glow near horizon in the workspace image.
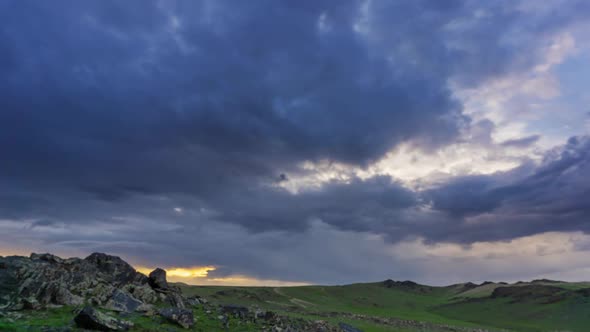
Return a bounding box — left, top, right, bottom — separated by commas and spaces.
135, 265, 216, 279
134, 265, 309, 287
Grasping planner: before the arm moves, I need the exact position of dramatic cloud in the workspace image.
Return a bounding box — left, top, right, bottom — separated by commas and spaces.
427, 136, 590, 243
1, 0, 590, 284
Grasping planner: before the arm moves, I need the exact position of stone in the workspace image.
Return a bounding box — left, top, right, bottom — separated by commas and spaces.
84, 253, 146, 286
74, 306, 133, 331
166, 292, 186, 308
104, 289, 142, 312
22, 297, 42, 310
135, 303, 156, 316
221, 304, 249, 319
148, 268, 169, 291
338, 322, 364, 332
255, 309, 276, 320
121, 284, 159, 304
186, 296, 201, 306
158, 307, 194, 329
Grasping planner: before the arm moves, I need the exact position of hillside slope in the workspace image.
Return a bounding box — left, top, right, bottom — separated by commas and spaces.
179, 279, 590, 332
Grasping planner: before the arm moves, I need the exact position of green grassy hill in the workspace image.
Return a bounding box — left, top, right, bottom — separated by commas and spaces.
4, 279, 590, 331
177, 279, 590, 331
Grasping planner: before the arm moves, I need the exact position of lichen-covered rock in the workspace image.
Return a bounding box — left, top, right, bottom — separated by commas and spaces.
104, 289, 142, 312
121, 284, 159, 304
0, 252, 151, 310
74, 306, 133, 331
135, 303, 156, 316
158, 307, 194, 329
166, 291, 186, 308
84, 253, 148, 286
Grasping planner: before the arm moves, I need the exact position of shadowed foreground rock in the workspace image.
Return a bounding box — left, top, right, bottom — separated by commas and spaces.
74, 306, 133, 331
158, 307, 195, 329
148, 268, 169, 290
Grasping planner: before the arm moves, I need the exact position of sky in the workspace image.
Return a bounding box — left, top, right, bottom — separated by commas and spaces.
1, 0, 590, 286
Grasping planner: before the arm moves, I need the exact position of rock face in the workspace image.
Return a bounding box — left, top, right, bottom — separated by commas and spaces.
0, 253, 156, 311
74, 306, 133, 331
158, 307, 194, 329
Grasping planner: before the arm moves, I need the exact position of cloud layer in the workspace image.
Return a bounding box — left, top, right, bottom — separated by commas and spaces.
1, 0, 590, 284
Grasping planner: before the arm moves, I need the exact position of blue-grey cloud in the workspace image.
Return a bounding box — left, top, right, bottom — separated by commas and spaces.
500, 135, 541, 148
426, 136, 590, 243
1, 0, 590, 283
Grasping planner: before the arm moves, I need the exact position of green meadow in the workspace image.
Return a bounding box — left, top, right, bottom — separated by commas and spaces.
4, 279, 590, 331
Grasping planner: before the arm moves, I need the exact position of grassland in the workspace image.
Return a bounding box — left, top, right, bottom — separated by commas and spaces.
3, 279, 590, 331
178, 280, 590, 331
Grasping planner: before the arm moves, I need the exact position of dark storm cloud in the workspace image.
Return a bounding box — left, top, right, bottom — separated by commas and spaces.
2, 0, 577, 199
2, 0, 480, 215
1, 0, 590, 283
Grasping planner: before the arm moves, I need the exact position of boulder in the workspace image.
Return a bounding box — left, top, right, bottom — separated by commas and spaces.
74, 306, 133, 331
255, 309, 276, 320
84, 253, 146, 286
158, 307, 194, 329
186, 296, 201, 306
338, 322, 364, 332
21, 297, 42, 310
121, 284, 158, 304
146, 268, 186, 308
104, 289, 142, 312
148, 268, 169, 291
221, 304, 249, 319
166, 292, 186, 308
135, 303, 156, 316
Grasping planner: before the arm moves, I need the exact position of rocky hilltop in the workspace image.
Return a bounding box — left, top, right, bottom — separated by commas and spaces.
1, 253, 160, 310
0, 253, 347, 331
0, 252, 198, 329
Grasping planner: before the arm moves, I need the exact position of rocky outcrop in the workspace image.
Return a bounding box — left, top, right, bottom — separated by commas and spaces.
0, 253, 166, 311
0, 252, 365, 332
74, 306, 133, 331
